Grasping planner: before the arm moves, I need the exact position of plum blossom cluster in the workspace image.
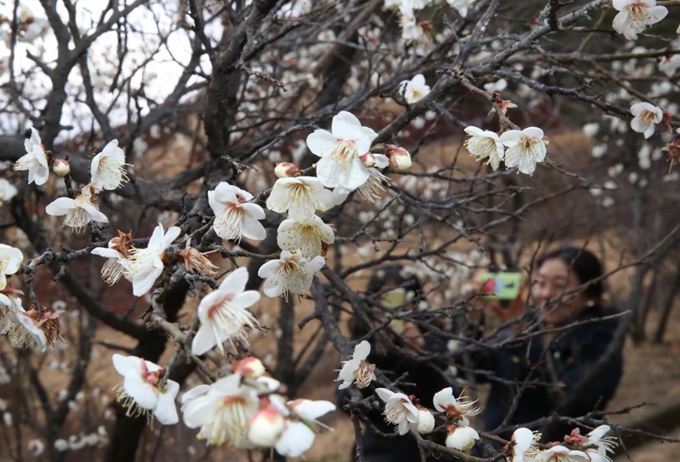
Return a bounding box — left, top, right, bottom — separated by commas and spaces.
256, 111, 412, 300
112, 354, 335, 458
510, 424, 616, 462
337, 341, 618, 458
464, 126, 549, 175
384, 0, 476, 51
13, 129, 131, 232
0, 244, 62, 350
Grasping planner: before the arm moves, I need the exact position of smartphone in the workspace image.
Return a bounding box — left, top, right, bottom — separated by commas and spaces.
478, 272, 522, 301
381, 289, 407, 333
381, 288, 406, 309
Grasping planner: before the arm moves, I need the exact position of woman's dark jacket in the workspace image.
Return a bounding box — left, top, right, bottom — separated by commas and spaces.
478, 304, 623, 441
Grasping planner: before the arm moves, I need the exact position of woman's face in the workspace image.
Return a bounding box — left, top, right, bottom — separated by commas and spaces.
531, 258, 587, 326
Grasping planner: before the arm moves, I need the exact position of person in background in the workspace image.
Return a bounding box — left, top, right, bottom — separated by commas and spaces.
473, 245, 623, 442
337, 265, 454, 462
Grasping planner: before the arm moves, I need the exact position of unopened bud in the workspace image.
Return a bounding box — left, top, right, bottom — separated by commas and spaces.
52, 159, 70, 176
274, 162, 299, 178
360, 152, 376, 168
445, 425, 479, 452
233, 357, 266, 378
385, 144, 412, 172
542, 135, 550, 147
411, 407, 435, 434
248, 404, 285, 447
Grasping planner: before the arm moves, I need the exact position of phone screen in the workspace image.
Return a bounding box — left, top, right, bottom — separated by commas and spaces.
479, 272, 522, 301
381, 288, 406, 309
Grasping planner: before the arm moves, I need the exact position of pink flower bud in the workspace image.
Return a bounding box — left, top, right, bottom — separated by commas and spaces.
385, 145, 412, 172
233, 357, 266, 378
248, 405, 285, 447
360, 153, 376, 168
274, 162, 299, 178
52, 159, 70, 177
542, 135, 550, 147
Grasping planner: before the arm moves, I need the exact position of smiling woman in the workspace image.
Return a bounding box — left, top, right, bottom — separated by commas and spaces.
474, 246, 624, 442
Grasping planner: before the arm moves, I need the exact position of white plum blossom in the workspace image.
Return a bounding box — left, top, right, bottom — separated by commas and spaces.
13, 128, 49, 186
630, 102, 663, 138
273, 399, 336, 457
257, 251, 325, 300
433, 387, 480, 426
0, 179, 18, 205
266, 176, 335, 220
357, 155, 391, 203
306, 111, 378, 190
659, 54, 680, 77
0, 244, 23, 291
336, 340, 376, 390
612, 0, 668, 40
1, 297, 47, 350
484, 79, 508, 93
399, 74, 430, 104
45, 185, 109, 232
126, 223, 181, 296
277, 215, 335, 259
209, 182, 266, 241
112, 354, 179, 425
534, 445, 589, 462
447, 0, 475, 18
499, 127, 547, 175
445, 425, 479, 451
181, 374, 260, 447
91, 232, 133, 285
27, 438, 45, 457
400, 13, 431, 45
375, 388, 419, 435
399, 0, 432, 10
464, 126, 505, 170
511, 427, 539, 462
585, 425, 616, 460
90, 139, 128, 190
582, 123, 600, 138
192, 267, 261, 356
